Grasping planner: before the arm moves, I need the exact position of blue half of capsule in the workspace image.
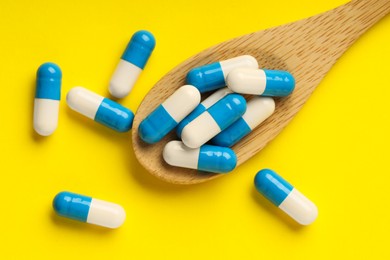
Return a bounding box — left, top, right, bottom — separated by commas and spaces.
186, 62, 224, 93
53, 191, 92, 222
198, 144, 237, 173
254, 169, 293, 206
122, 30, 156, 69
211, 118, 251, 147
208, 94, 247, 130
138, 105, 177, 144
262, 70, 295, 97
94, 98, 134, 132
36, 62, 62, 100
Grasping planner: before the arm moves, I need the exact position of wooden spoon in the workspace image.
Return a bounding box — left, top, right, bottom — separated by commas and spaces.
132, 0, 390, 184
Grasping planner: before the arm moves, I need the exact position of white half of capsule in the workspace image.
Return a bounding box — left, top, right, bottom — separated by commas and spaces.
279, 189, 318, 225
162, 85, 201, 122
66, 87, 104, 119
33, 99, 60, 136
163, 141, 199, 169
87, 198, 126, 229
220, 55, 258, 79
227, 68, 267, 94
243, 97, 275, 129
202, 87, 233, 109
109, 59, 142, 98
181, 112, 221, 148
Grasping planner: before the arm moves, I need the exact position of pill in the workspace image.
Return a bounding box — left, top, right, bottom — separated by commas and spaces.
186, 55, 258, 93
33, 62, 62, 136
66, 87, 134, 132
181, 94, 246, 148
254, 169, 318, 225
109, 30, 156, 98
163, 141, 237, 173
176, 87, 233, 138
53, 191, 126, 228
138, 85, 201, 144
227, 68, 295, 96
211, 97, 275, 147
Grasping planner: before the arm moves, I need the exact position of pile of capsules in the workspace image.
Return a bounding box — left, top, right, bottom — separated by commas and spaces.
34, 30, 317, 229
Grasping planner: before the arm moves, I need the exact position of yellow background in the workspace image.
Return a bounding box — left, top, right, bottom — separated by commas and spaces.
1, 0, 389, 259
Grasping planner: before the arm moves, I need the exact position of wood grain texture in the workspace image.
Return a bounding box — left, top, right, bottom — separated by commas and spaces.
132, 0, 390, 184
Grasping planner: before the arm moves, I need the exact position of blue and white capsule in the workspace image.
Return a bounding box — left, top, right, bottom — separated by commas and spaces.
163, 141, 237, 173
33, 62, 62, 136
109, 30, 156, 98
176, 87, 233, 138
187, 55, 258, 93
254, 169, 318, 225
53, 191, 126, 229
139, 85, 201, 144
211, 97, 275, 147
66, 87, 134, 132
227, 68, 295, 96
181, 94, 246, 148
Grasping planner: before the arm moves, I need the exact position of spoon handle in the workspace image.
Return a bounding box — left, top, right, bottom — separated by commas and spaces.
233, 0, 389, 164
329, 0, 390, 43
349, 0, 390, 21
259, 0, 390, 61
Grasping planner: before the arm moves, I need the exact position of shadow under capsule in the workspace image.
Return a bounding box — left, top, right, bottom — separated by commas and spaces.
50, 210, 115, 235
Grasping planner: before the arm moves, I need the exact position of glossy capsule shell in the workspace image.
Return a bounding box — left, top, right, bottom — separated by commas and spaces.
109, 30, 156, 98
227, 68, 295, 96
176, 87, 233, 138
163, 141, 237, 173
181, 94, 246, 148
66, 87, 134, 132
33, 62, 62, 136
186, 55, 258, 93
211, 97, 275, 147
138, 85, 201, 144
53, 191, 126, 228
254, 169, 318, 225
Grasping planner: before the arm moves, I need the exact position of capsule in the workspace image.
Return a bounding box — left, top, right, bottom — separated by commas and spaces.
211, 97, 275, 147
163, 141, 236, 173
181, 94, 246, 148
227, 68, 295, 96
186, 55, 258, 93
66, 87, 134, 132
138, 85, 200, 144
53, 191, 126, 229
254, 169, 318, 225
109, 30, 156, 98
176, 87, 233, 138
33, 62, 62, 136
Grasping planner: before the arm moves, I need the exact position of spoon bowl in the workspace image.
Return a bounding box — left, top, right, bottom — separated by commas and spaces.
132, 0, 390, 184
